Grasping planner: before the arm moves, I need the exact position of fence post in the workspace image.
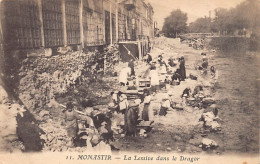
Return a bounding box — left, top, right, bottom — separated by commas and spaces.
61, 0, 67, 46
37, 0, 45, 47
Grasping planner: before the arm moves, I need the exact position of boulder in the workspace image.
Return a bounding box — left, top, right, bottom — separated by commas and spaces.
39, 110, 50, 118
201, 138, 218, 149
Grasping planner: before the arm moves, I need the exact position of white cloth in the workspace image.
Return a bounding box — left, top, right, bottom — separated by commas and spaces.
143, 95, 152, 104
119, 67, 131, 84
150, 70, 159, 86
159, 65, 167, 74
162, 100, 171, 108
112, 93, 118, 102
119, 94, 129, 110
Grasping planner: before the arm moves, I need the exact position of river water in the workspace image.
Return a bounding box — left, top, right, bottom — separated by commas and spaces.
210, 49, 259, 153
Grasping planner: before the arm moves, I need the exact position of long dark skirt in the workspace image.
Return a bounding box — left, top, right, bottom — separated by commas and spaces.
179, 64, 186, 80
142, 104, 150, 121
124, 107, 138, 136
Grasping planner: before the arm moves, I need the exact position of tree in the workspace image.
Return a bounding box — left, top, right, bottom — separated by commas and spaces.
232, 0, 260, 32
189, 0, 260, 36
212, 8, 231, 35
212, 0, 260, 35
162, 9, 188, 37
189, 17, 211, 33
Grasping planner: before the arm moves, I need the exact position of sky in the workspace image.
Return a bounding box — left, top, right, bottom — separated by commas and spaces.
147, 0, 245, 29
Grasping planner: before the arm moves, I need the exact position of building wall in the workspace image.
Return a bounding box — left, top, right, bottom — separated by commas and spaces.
1, 0, 154, 50
3, 0, 42, 50
42, 0, 63, 47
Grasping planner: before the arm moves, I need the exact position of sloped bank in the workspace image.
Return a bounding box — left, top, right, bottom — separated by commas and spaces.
12, 45, 121, 152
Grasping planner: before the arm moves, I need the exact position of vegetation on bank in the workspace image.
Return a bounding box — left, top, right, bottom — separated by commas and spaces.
162, 0, 260, 37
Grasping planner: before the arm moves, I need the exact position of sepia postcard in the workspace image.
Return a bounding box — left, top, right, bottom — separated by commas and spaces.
0, 0, 259, 163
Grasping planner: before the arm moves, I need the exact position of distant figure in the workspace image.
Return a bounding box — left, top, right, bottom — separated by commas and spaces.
171, 70, 181, 85
128, 59, 135, 76
142, 90, 152, 121
147, 53, 152, 64
125, 103, 139, 136
202, 57, 208, 69
63, 102, 94, 147
181, 87, 191, 98
147, 36, 151, 53
179, 56, 186, 81
192, 85, 203, 97
150, 66, 160, 93
110, 91, 118, 104
119, 66, 131, 86
168, 58, 176, 67
110, 91, 119, 112
158, 54, 166, 66
118, 91, 129, 114
210, 66, 218, 80
159, 99, 171, 116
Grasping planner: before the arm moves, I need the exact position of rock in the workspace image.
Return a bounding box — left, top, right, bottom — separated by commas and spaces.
172, 135, 182, 141
98, 125, 108, 134
209, 104, 217, 109
201, 138, 218, 149
44, 48, 52, 57
139, 129, 146, 136
47, 99, 61, 108
57, 47, 70, 54
200, 111, 221, 131
39, 110, 50, 117
202, 97, 215, 105
190, 74, 198, 80
93, 141, 111, 153
184, 106, 194, 113
91, 135, 100, 146
206, 121, 221, 131
189, 135, 203, 146
110, 140, 121, 149
166, 147, 172, 151
27, 48, 51, 57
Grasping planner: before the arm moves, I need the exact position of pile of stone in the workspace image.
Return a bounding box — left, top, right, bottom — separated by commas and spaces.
111, 113, 125, 135
38, 105, 115, 152
200, 110, 221, 132
39, 119, 71, 152
200, 138, 218, 150
18, 50, 105, 112
104, 44, 121, 74
189, 135, 218, 151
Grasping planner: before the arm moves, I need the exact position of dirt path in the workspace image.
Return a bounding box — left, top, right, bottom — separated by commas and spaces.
118, 38, 206, 153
